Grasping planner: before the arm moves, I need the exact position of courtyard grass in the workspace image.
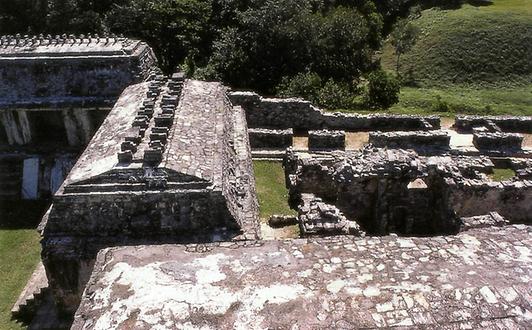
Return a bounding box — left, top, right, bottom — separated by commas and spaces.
489, 168, 517, 181
0, 229, 41, 330
253, 160, 296, 220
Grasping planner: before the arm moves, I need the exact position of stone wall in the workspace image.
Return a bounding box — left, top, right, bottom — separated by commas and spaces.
455, 115, 532, 133
449, 179, 532, 223
229, 91, 440, 131
308, 130, 345, 150
472, 131, 523, 150
0, 35, 158, 108
369, 130, 450, 151
248, 128, 293, 149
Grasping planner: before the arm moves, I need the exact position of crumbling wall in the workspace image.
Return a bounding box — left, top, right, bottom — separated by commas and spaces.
369, 130, 450, 151
450, 180, 532, 224
229, 91, 440, 131
455, 115, 532, 133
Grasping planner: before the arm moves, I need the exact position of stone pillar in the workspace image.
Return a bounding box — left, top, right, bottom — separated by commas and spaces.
62, 109, 81, 146
0, 110, 32, 145
62, 109, 95, 146
21, 157, 39, 199
74, 109, 94, 145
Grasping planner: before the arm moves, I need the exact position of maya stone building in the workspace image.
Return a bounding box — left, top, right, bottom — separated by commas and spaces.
40, 76, 259, 315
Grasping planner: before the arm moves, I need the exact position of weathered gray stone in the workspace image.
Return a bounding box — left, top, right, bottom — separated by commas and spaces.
73, 225, 532, 329
248, 128, 293, 149
369, 130, 450, 152
308, 129, 345, 150
41, 78, 260, 315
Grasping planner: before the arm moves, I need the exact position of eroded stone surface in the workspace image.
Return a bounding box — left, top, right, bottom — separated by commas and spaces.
73, 225, 532, 329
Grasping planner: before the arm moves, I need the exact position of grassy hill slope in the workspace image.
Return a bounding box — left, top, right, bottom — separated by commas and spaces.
382, 0, 532, 88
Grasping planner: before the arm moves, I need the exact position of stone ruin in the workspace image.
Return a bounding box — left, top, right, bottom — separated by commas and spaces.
39, 76, 260, 315
1, 34, 530, 329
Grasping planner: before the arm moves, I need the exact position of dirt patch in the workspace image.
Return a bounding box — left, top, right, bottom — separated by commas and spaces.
345, 132, 369, 150
440, 117, 455, 129
293, 136, 308, 150
522, 133, 532, 149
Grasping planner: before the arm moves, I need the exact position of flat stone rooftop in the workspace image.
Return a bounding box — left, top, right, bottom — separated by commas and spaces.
73, 225, 531, 329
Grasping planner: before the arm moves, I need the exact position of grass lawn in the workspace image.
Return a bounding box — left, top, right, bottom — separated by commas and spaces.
0, 229, 41, 330
253, 160, 296, 220
489, 168, 517, 181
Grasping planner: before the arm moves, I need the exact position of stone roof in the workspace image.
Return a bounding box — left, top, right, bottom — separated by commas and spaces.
60, 79, 231, 191
0, 35, 144, 58
73, 225, 532, 329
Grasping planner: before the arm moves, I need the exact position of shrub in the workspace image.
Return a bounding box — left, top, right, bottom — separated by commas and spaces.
431, 95, 449, 112
365, 70, 400, 109
276, 72, 323, 102
317, 79, 355, 109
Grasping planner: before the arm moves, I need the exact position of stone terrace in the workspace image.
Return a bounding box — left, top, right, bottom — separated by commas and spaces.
73, 225, 531, 329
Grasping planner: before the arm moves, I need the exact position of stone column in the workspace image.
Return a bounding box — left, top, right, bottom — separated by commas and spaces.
0, 110, 32, 145
63, 109, 95, 146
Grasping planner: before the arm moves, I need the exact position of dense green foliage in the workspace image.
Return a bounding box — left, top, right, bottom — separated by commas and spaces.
366, 69, 401, 109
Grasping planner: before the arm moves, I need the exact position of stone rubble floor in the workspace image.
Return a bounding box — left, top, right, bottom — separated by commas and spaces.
74, 225, 531, 329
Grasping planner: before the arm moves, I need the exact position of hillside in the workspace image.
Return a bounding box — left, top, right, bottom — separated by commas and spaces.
382, 0, 532, 88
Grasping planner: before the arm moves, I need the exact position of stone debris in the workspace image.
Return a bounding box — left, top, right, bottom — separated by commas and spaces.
460, 212, 509, 231
73, 225, 532, 329
455, 114, 532, 133
298, 193, 365, 236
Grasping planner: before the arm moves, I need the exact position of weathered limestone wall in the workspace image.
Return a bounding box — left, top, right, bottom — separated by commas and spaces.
450, 180, 532, 223
455, 115, 532, 133
308, 130, 345, 150
229, 91, 440, 131
369, 130, 450, 151
0, 153, 76, 200
0, 36, 158, 108
472, 131, 523, 151
248, 128, 293, 149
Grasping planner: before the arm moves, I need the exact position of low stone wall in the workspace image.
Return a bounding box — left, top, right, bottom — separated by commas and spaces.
473, 131, 523, 150
248, 128, 293, 149
450, 179, 532, 224
230, 91, 440, 131
460, 212, 509, 232
369, 130, 450, 150
455, 115, 532, 133
308, 130, 345, 150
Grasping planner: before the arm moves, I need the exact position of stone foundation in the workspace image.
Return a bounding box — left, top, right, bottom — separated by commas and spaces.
455, 115, 532, 133
473, 131, 523, 150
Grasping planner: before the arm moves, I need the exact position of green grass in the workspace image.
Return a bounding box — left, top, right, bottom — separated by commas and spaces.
382, 1, 532, 88
253, 160, 296, 219
0, 229, 41, 330
489, 168, 517, 181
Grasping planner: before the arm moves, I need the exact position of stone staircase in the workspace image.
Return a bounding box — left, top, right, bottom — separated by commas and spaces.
11, 261, 49, 325
0, 157, 22, 199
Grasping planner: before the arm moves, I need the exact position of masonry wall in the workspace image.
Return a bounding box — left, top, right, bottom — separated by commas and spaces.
230, 91, 440, 131
450, 181, 532, 223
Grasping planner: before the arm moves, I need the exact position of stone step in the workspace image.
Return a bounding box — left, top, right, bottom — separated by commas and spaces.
11, 261, 49, 325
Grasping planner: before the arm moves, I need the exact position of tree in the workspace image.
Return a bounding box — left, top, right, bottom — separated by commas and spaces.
366, 69, 400, 109
390, 19, 419, 74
